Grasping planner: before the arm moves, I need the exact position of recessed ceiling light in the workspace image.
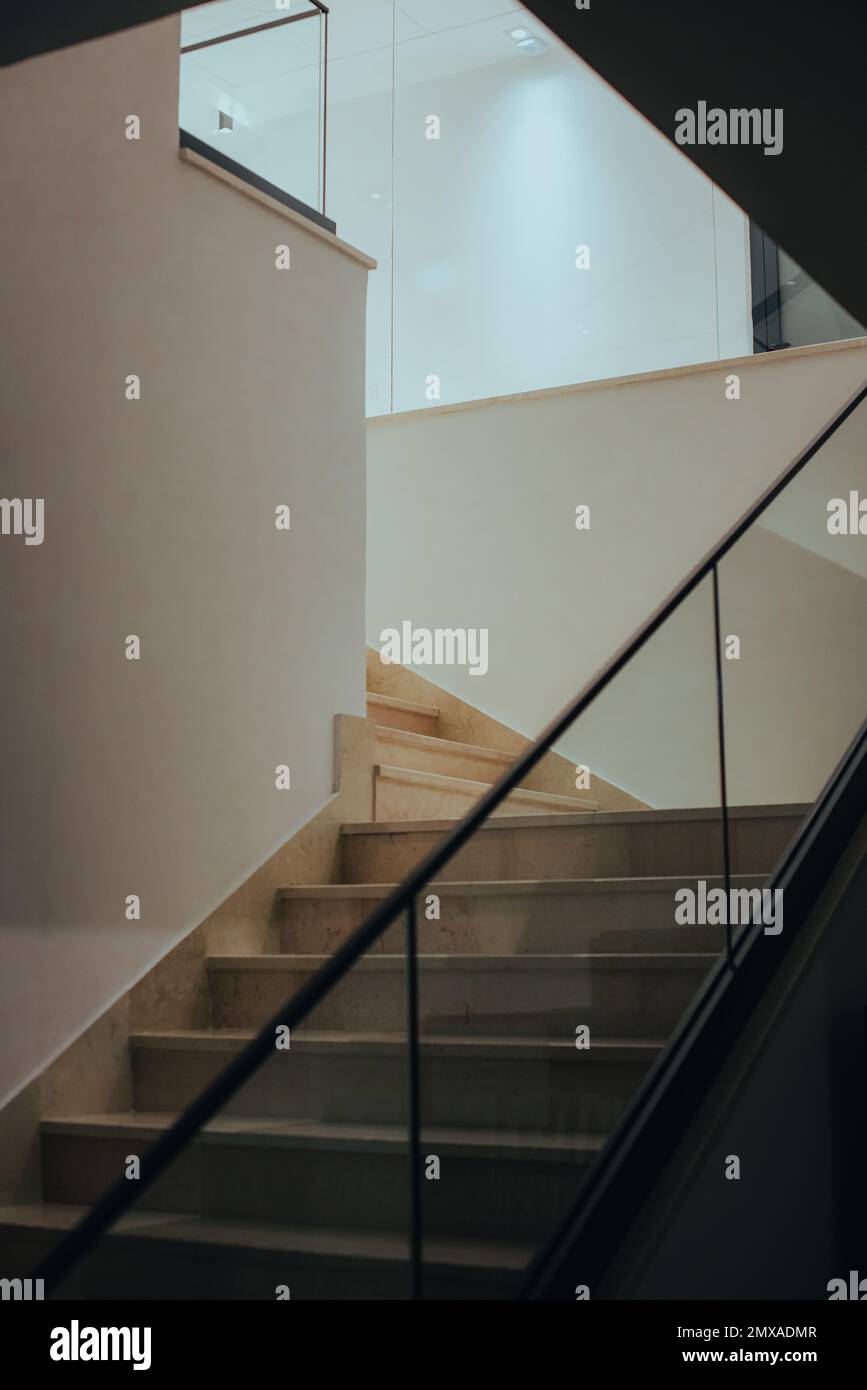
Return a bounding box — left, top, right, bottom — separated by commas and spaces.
507, 26, 548, 56
516, 36, 547, 56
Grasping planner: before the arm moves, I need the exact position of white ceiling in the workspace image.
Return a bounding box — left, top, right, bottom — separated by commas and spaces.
182, 0, 526, 50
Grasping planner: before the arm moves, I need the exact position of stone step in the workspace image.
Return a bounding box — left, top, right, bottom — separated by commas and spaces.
275, 875, 761, 955
366, 692, 439, 736
374, 764, 598, 821
341, 804, 808, 884
0, 1203, 526, 1300
130, 1030, 660, 1135
207, 952, 714, 1038
41, 1113, 603, 1245
375, 725, 520, 787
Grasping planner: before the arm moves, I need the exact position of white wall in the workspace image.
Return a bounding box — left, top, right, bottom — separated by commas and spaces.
335, 22, 753, 413
367, 342, 867, 807
0, 16, 370, 1105
382, 55, 751, 412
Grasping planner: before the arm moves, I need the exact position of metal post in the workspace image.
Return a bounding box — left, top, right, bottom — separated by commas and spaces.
406, 897, 423, 1298
712, 564, 735, 967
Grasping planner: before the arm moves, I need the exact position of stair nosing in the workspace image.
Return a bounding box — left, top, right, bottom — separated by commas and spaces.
41, 1113, 607, 1162
374, 762, 598, 810
0, 1203, 533, 1271
129, 1029, 664, 1059
207, 952, 717, 972
374, 725, 516, 765
342, 803, 811, 834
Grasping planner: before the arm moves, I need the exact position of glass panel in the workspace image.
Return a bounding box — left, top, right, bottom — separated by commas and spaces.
180, 3, 326, 216
776, 248, 866, 348
413, 575, 726, 1297
717, 394, 867, 944
750, 224, 866, 353
40, 923, 410, 1299
321, 0, 396, 416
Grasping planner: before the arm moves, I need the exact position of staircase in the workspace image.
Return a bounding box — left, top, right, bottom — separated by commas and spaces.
368, 692, 599, 820
0, 684, 807, 1299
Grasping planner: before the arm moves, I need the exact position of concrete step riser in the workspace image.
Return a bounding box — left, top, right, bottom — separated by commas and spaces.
342, 814, 802, 884
208, 960, 711, 1038
41, 1131, 589, 1245
132, 1045, 652, 1134
276, 886, 744, 955
0, 1225, 513, 1300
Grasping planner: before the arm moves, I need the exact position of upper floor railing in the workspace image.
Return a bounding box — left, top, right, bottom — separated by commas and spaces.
179, 2, 332, 231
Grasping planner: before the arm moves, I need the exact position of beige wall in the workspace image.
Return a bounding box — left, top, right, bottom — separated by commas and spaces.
367, 342, 867, 807
0, 18, 371, 1104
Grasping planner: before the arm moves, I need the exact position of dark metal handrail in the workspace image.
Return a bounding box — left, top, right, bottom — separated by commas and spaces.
179, 129, 337, 235
179, 4, 327, 55
35, 376, 867, 1293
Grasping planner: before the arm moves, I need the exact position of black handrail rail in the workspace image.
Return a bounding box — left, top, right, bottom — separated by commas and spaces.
35, 376, 867, 1292
179, 4, 327, 55
179, 129, 337, 235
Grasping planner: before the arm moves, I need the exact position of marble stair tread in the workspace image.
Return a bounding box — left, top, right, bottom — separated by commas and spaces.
342, 805, 807, 885
0, 1203, 533, 1271
208, 952, 717, 971
42, 1112, 607, 1162
342, 803, 811, 836
273, 877, 741, 955
277, 874, 763, 900
375, 725, 516, 766
374, 764, 599, 812
129, 1028, 665, 1061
